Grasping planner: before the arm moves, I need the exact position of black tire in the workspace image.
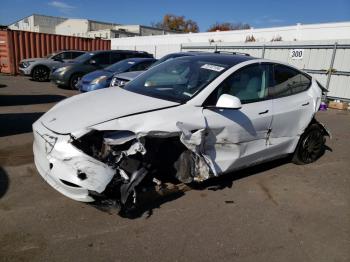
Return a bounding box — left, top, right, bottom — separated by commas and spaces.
292, 123, 326, 165
69, 74, 82, 90
32, 66, 50, 81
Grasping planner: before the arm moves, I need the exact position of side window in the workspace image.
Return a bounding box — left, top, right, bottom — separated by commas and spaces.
71, 52, 83, 59
52, 53, 65, 60
131, 61, 151, 71
54, 52, 72, 60
127, 52, 147, 58
124, 53, 136, 59
269, 65, 311, 98
206, 64, 270, 105
111, 53, 125, 63
61, 52, 72, 59
93, 53, 110, 65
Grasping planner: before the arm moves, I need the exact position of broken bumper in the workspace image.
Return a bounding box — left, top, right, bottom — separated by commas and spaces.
33, 122, 115, 202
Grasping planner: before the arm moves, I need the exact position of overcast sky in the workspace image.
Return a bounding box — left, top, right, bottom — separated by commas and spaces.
1, 0, 350, 31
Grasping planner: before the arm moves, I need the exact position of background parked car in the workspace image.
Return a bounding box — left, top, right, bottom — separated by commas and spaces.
50, 50, 153, 89
109, 52, 204, 87
19, 50, 85, 82
78, 57, 156, 92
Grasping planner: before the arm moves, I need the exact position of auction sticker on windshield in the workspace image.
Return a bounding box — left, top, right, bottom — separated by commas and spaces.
201, 64, 225, 72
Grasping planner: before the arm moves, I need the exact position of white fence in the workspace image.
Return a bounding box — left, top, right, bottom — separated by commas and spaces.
112, 22, 350, 48
181, 41, 350, 101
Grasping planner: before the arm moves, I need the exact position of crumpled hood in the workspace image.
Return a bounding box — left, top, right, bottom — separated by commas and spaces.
39, 87, 179, 134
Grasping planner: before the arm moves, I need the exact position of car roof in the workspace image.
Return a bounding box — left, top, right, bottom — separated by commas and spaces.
173, 53, 256, 66
121, 57, 156, 63
87, 50, 150, 55
57, 50, 86, 53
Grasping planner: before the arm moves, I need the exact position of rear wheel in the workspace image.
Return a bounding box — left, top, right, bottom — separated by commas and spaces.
292, 124, 326, 165
32, 66, 50, 81
69, 74, 82, 90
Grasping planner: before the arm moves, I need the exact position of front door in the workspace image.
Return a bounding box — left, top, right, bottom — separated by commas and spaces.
202, 63, 273, 174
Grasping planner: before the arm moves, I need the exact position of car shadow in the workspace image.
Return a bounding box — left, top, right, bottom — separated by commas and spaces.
118, 137, 334, 219
0, 113, 44, 137
0, 166, 9, 199
0, 95, 66, 106
29, 78, 50, 82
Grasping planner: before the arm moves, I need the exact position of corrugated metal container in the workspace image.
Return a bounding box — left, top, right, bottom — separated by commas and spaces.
0, 29, 111, 74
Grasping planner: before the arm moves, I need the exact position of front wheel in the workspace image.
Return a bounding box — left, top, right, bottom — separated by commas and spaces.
69, 74, 82, 90
32, 66, 50, 81
292, 124, 326, 165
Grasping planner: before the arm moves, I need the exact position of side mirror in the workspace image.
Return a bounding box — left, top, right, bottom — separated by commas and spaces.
216, 94, 242, 109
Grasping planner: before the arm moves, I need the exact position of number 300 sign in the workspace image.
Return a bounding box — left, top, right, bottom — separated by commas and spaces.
290, 49, 304, 60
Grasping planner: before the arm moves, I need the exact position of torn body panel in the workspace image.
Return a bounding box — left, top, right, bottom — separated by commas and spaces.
201, 99, 273, 174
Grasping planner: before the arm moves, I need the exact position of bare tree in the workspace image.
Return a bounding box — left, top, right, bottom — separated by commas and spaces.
152, 14, 199, 33
207, 22, 250, 32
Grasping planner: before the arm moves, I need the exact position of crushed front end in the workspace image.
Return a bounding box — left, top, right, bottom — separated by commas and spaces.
33, 120, 205, 213
33, 122, 115, 202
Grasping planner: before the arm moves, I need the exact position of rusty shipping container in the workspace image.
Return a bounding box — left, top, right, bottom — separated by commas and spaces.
0, 29, 111, 74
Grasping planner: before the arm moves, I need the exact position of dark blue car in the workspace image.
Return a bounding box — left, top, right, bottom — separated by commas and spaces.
78, 57, 156, 92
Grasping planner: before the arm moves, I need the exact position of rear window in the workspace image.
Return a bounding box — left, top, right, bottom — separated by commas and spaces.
268, 64, 311, 98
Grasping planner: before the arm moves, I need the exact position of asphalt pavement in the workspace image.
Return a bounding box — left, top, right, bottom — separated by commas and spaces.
0, 74, 349, 262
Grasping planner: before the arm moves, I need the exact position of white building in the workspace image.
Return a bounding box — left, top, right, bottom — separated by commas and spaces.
55, 18, 119, 37
115, 25, 175, 37
8, 14, 178, 39
8, 14, 67, 34
87, 29, 137, 39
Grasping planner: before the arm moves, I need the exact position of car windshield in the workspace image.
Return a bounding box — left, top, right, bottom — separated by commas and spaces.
73, 52, 95, 63
150, 53, 192, 68
105, 59, 137, 73
124, 56, 230, 103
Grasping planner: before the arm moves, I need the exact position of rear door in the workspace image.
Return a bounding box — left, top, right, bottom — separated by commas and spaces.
202, 63, 273, 173
267, 64, 314, 155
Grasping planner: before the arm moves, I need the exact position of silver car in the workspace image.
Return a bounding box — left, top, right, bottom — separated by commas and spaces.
19, 50, 85, 81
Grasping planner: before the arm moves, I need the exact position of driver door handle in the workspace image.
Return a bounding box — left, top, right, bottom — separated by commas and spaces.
259, 110, 269, 115
302, 102, 310, 106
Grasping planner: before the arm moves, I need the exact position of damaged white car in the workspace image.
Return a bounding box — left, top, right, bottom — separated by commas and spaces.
33, 53, 329, 212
